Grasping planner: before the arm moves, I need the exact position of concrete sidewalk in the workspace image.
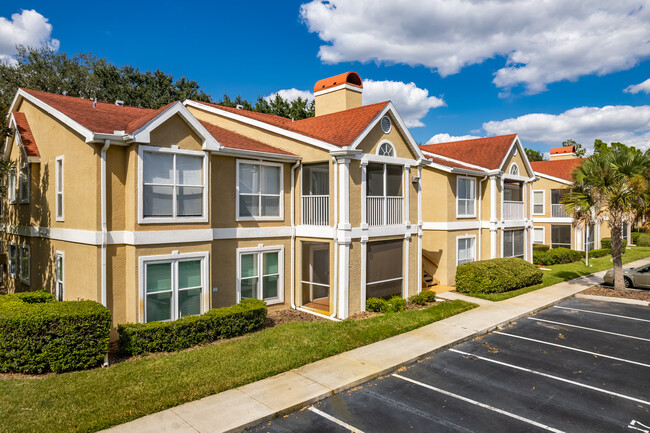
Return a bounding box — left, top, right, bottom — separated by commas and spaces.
103, 259, 650, 433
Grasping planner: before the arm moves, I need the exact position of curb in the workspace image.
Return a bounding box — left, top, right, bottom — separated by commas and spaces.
575, 293, 649, 306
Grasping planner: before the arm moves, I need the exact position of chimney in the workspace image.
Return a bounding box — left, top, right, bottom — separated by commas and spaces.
549, 145, 577, 160
313, 71, 363, 116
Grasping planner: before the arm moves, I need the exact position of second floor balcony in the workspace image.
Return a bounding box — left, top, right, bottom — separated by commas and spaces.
367, 196, 403, 226
302, 195, 329, 226
503, 200, 524, 220
552, 203, 570, 218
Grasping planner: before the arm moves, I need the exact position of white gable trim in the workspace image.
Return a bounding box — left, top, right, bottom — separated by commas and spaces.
420, 149, 491, 173
498, 135, 535, 180
183, 100, 339, 152
534, 171, 573, 185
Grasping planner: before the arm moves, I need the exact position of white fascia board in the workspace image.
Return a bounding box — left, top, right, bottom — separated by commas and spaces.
420, 149, 490, 172
499, 135, 536, 178
183, 100, 339, 152
214, 147, 301, 162
131, 102, 222, 150
450, 167, 489, 176
534, 171, 573, 185
314, 84, 362, 96
12, 89, 94, 142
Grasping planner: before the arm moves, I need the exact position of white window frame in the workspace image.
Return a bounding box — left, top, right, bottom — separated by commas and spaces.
55, 156, 64, 221
55, 250, 64, 301
532, 190, 545, 215
138, 145, 209, 224
456, 176, 477, 218
138, 251, 210, 323
19, 243, 30, 285
456, 235, 477, 266
18, 162, 29, 204
533, 226, 545, 245
8, 242, 16, 278
7, 167, 16, 204
236, 245, 284, 305
503, 229, 525, 258
236, 159, 284, 221
376, 140, 395, 157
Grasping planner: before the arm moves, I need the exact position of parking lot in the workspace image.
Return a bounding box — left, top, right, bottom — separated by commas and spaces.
247, 298, 650, 432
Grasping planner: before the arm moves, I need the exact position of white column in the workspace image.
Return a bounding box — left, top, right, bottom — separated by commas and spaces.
338, 240, 349, 318
417, 166, 423, 294
337, 157, 351, 319
404, 165, 410, 226
403, 237, 409, 298
361, 161, 368, 229
360, 238, 367, 311
338, 158, 350, 230
490, 176, 498, 258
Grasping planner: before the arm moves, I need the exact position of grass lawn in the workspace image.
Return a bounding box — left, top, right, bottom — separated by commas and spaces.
465, 246, 650, 301
0, 300, 476, 433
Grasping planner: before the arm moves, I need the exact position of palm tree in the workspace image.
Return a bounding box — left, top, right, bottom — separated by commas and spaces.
563, 182, 597, 266
567, 146, 649, 290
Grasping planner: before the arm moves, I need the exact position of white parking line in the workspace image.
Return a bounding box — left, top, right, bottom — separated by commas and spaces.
308, 407, 365, 433
528, 317, 650, 342
393, 373, 566, 433
554, 305, 650, 323
495, 332, 650, 368
449, 349, 650, 406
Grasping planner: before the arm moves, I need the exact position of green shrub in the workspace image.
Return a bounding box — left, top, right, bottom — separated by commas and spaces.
532, 244, 550, 252
533, 247, 583, 266
365, 297, 389, 312
408, 291, 437, 305
387, 296, 406, 313
0, 295, 110, 374
456, 258, 543, 294
632, 232, 641, 244
601, 237, 627, 252
118, 299, 267, 356
587, 248, 610, 258
14, 290, 56, 304
635, 233, 650, 247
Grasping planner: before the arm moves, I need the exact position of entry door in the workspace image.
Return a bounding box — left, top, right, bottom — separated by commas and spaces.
310, 245, 330, 300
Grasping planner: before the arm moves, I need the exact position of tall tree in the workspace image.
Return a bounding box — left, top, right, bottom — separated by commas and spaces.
525, 148, 544, 162
567, 146, 650, 289
562, 139, 587, 157
218, 93, 314, 120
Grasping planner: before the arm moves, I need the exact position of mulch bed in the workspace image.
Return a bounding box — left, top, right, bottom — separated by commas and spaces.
581, 285, 650, 302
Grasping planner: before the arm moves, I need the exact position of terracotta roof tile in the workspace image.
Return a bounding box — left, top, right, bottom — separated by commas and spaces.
12, 112, 40, 157
125, 102, 176, 133
420, 134, 517, 170
426, 155, 487, 172
530, 158, 584, 182
193, 100, 389, 147
199, 121, 296, 156
550, 145, 575, 155
313, 71, 362, 93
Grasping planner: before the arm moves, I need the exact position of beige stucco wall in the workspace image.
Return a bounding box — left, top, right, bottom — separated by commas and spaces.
315, 89, 362, 116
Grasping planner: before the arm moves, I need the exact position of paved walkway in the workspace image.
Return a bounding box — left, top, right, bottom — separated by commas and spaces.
103, 259, 650, 433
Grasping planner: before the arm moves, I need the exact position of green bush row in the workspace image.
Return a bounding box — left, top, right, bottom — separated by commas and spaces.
634, 233, 650, 247
0, 292, 110, 374
532, 244, 550, 252
601, 237, 627, 252
586, 248, 610, 258
366, 296, 406, 313
533, 247, 583, 266
118, 299, 267, 356
408, 290, 437, 306
456, 258, 543, 294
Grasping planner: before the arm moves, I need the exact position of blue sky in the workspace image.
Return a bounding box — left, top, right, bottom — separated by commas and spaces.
2, 1, 650, 154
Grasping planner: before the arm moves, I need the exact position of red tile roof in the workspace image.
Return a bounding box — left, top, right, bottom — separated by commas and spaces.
199, 121, 296, 156
530, 158, 584, 182
550, 145, 575, 155
420, 134, 517, 170
426, 155, 487, 172
193, 100, 389, 147
314, 71, 363, 93
21, 88, 155, 134
12, 112, 40, 157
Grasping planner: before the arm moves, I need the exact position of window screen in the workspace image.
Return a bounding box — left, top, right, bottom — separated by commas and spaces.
366, 240, 403, 299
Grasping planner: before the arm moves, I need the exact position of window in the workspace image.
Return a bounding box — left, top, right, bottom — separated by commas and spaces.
456, 177, 476, 218
143, 255, 206, 323
238, 247, 283, 304
19, 244, 29, 284
533, 190, 544, 215
457, 237, 476, 265
367, 240, 403, 299
551, 225, 571, 249
377, 141, 395, 157
55, 156, 64, 221
302, 163, 329, 226
510, 164, 519, 176
504, 229, 525, 258
55, 251, 64, 301
141, 148, 206, 221
504, 181, 523, 202
7, 167, 16, 204
18, 163, 29, 203
367, 163, 403, 225
8, 243, 16, 277
237, 161, 282, 220
301, 242, 330, 311
533, 227, 545, 244
380, 116, 392, 134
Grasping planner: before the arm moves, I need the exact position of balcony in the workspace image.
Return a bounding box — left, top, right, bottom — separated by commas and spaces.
552, 203, 570, 218
503, 200, 524, 220
367, 196, 403, 226
302, 195, 329, 226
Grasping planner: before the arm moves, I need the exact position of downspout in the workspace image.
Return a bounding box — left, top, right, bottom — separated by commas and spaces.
478, 175, 488, 260
290, 160, 300, 309
100, 139, 110, 367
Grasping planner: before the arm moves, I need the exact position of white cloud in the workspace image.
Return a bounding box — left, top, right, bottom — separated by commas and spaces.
482, 105, 650, 150
300, 1, 650, 94
0, 9, 59, 64
264, 88, 314, 103
624, 78, 650, 94
426, 133, 481, 144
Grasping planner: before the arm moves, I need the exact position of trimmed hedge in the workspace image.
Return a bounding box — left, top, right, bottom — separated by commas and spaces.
532, 244, 550, 252
601, 237, 627, 252
366, 296, 406, 313
586, 248, 610, 258
0, 293, 110, 374
533, 247, 583, 266
456, 258, 543, 294
118, 299, 267, 356
408, 290, 437, 306
635, 233, 650, 247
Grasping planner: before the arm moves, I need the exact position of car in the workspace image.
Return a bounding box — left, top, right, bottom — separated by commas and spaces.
603, 264, 650, 289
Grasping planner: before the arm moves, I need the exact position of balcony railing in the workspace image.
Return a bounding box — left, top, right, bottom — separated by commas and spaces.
302, 195, 329, 226
367, 196, 403, 226
552, 204, 570, 218
503, 200, 524, 220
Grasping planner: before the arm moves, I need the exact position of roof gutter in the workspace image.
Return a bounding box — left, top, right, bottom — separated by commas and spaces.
213, 147, 301, 162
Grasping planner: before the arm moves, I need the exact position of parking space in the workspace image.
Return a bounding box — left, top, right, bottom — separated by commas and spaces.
247, 298, 650, 433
